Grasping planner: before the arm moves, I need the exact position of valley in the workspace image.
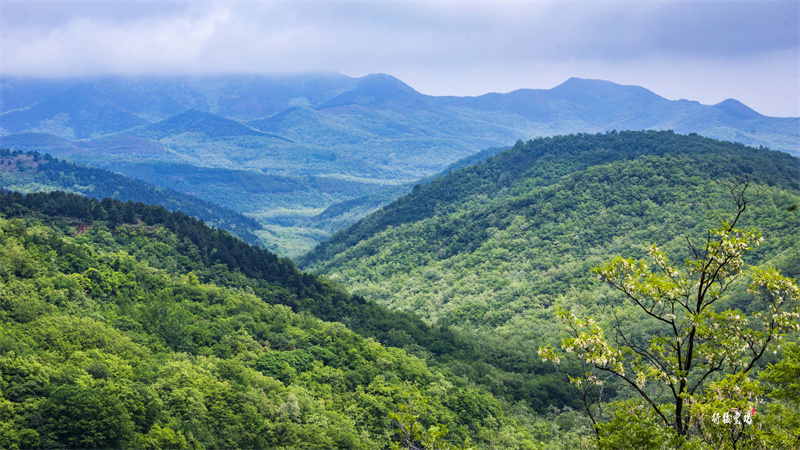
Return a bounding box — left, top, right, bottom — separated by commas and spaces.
0, 76, 798, 449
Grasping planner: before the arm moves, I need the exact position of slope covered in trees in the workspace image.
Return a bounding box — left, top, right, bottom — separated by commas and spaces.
302, 131, 799, 417
303, 131, 798, 275
0, 149, 265, 247
0, 189, 601, 449
300, 131, 800, 446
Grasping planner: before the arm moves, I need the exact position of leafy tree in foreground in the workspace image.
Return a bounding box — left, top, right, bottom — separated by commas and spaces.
539, 179, 800, 448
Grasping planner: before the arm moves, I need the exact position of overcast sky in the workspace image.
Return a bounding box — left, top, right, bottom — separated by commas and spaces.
1, 1, 798, 117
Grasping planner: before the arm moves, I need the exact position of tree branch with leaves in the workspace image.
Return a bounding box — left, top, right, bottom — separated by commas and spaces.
539, 178, 800, 447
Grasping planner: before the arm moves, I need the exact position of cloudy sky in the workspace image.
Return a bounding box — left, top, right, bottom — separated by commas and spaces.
2, 1, 798, 117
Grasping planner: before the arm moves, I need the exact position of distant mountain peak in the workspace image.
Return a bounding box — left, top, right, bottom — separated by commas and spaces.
559, 77, 613, 86
317, 73, 422, 109
358, 73, 417, 91
139, 109, 287, 140
714, 98, 762, 119
552, 77, 662, 100
554, 77, 625, 90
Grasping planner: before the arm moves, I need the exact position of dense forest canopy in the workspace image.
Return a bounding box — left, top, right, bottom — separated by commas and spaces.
0, 189, 601, 449
1, 130, 798, 448
302, 131, 800, 446
303, 132, 799, 322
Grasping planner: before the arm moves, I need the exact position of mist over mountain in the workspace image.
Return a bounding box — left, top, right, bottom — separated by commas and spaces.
2, 74, 795, 154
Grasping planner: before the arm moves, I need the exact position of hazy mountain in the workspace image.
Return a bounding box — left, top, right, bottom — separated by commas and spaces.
0, 84, 150, 138
302, 145, 509, 233
3, 74, 796, 159
130, 109, 288, 140
0, 73, 356, 122
0, 149, 265, 246
1, 74, 797, 255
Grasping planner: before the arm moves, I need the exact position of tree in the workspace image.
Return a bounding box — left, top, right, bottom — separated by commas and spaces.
539, 179, 800, 447
389, 385, 473, 450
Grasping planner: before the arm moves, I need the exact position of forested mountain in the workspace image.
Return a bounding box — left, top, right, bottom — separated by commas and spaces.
300, 131, 800, 446
1, 74, 797, 255
0, 133, 797, 447
132, 109, 287, 140
303, 131, 799, 277
0, 149, 265, 247
0, 190, 601, 449
303, 133, 799, 404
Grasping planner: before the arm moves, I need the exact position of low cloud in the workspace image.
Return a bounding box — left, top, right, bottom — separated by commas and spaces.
2, 1, 797, 116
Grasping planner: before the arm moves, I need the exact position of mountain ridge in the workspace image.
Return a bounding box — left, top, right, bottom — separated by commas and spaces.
1, 74, 797, 255
0, 148, 266, 246
301, 131, 800, 269
129, 109, 292, 141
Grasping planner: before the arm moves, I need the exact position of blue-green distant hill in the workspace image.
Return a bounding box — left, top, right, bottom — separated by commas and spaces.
1, 74, 797, 255
0, 149, 265, 247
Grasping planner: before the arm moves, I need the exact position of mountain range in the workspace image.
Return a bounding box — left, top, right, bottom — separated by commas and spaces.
1, 87, 798, 447
1, 73, 797, 255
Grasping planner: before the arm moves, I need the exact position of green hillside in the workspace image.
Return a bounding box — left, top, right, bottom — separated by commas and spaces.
302, 131, 800, 398
0, 190, 598, 449
301, 131, 800, 446
303, 131, 799, 275
132, 109, 287, 140
0, 149, 266, 247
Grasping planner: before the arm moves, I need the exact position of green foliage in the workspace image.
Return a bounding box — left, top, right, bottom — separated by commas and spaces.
541, 180, 800, 447
130, 424, 190, 450
303, 132, 799, 447
0, 191, 544, 448
0, 149, 265, 246
758, 344, 800, 448
389, 385, 474, 450
687, 373, 764, 449
595, 400, 679, 450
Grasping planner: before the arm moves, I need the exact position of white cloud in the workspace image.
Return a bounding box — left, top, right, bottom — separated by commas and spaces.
1, 1, 797, 116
